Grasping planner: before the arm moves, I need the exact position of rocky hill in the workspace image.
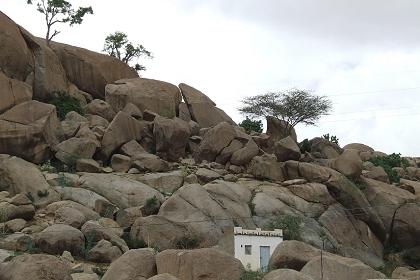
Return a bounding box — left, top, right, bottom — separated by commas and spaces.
1, 10, 420, 280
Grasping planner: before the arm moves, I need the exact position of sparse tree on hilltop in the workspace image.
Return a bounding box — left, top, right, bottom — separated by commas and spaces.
26, 0, 93, 45
239, 89, 332, 134
103, 31, 153, 72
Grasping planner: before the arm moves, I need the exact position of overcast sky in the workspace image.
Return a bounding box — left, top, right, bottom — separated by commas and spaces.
3, 0, 420, 155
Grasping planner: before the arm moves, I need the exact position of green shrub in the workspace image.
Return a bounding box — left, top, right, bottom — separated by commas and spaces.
25, 192, 34, 202
248, 201, 256, 216
49, 94, 84, 120
322, 133, 339, 145
84, 232, 96, 256
267, 215, 302, 240
175, 235, 200, 249
57, 173, 71, 188
0, 208, 8, 237
142, 196, 160, 216
240, 269, 266, 280
180, 166, 192, 178
298, 138, 312, 154
239, 117, 263, 134
369, 153, 409, 183
348, 177, 367, 190
122, 231, 147, 249
37, 190, 49, 197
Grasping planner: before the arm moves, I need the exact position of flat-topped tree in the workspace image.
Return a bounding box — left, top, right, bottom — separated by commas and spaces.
103, 31, 153, 72
26, 0, 93, 45
239, 89, 332, 135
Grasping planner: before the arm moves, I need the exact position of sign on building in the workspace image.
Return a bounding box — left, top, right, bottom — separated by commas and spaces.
233, 227, 283, 271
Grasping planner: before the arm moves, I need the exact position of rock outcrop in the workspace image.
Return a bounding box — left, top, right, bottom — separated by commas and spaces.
0, 101, 64, 163
106, 78, 181, 118
0, 11, 34, 82
156, 248, 243, 280
50, 42, 138, 99
179, 83, 235, 128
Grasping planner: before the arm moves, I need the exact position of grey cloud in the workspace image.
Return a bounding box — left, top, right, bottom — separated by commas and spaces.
175, 0, 420, 48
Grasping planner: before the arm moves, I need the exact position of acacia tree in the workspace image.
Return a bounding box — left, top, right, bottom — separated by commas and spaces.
239, 89, 332, 134
103, 31, 152, 72
26, 0, 93, 45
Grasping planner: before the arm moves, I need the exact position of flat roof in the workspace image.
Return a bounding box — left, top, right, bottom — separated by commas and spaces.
234, 227, 283, 237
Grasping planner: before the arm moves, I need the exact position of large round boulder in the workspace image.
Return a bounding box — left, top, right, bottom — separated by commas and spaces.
156, 248, 243, 280
179, 83, 235, 128
274, 136, 301, 162
0, 11, 34, 82
0, 254, 72, 280
102, 248, 157, 280
50, 41, 138, 99
300, 254, 385, 280
0, 101, 65, 163
35, 224, 85, 256
105, 78, 181, 118
154, 117, 190, 161
0, 72, 32, 114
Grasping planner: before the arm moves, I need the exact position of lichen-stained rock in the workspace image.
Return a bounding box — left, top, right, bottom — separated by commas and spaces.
203, 180, 255, 228
132, 171, 184, 193
50, 41, 138, 99
154, 117, 191, 161
269, 240, 328, 270
84, 99, 116, 122
78, 173, 163, 209
86, 239, 122, 263
156, 248, 243, 280
0, 101, 64, 163
55, 137, 98, 165
178, 83, 235, 128
145, 184, 238, 248
111, 154, 131, 173
178, 102, 191, 122
0, 202, 35, 221
265, 117, 297, 152
45, 200, 100, 221
392, 203, 420, 249
81, 220, 129, 253
54, 206, 87, 228
300, 254, 386, 280
263, 269, 314, 280
0, 11, 34, 82
100, 112, 147, 159
0, 155, 60, 207
309, 137, 342, 159
35, 224, 85, 256
102, 248, 157, 280
105, 78, 181, 118
0, 254, 73, 280
230, 139, 259, 166
318, 204, 384, 268
329, 149, 362, 178
19, 32, 68, 101
196, 122, 237, 162
0, 71, 32, 114
274, 136, 301, 162
247, 154, 285, 181
362, 178, 416, 231
132, 153, 171, 173
130, 215, 189, 250
284, 161, 387, 242
149, 274, 180, 280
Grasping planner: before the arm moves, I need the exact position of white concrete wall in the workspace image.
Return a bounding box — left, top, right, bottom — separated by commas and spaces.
234, 234, 283, 271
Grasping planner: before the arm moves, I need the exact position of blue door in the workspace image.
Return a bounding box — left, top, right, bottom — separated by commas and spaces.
259, 246, 270, 272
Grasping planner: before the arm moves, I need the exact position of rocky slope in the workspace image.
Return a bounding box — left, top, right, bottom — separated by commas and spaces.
1, 10, 420, 280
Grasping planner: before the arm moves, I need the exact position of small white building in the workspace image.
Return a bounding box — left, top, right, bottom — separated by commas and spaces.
233, 227, 283, 271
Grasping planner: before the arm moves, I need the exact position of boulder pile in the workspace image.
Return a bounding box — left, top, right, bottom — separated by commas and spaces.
2, 10, 420, 280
